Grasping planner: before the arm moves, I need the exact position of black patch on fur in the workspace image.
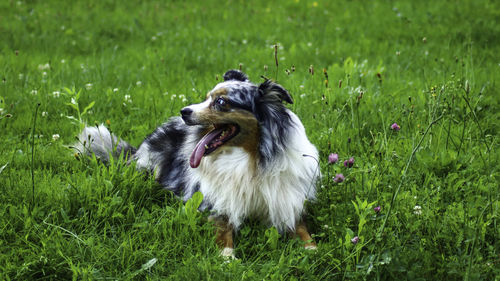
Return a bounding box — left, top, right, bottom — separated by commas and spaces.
141, 117, 191, 196
254, 79, 294, 166
223, 70, 249, 82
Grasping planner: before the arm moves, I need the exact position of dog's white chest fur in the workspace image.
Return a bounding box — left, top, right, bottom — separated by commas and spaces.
192, 116, 318, 232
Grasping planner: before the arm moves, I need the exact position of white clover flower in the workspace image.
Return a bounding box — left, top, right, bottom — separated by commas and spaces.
61, 59, 66, 64
124, 95, 132, 103
307, 42, 312, 47
300, 94, 306, 99
151, 36, 157, 41
136, 81, 142, 86
299, 85, 304, 89
0, 108, 4, 114
170, 94, 177, 100
85, 83, 93, 90
38, 63, 50, 70
52, 134, 60, 141
52, 91, 60, 98
413, 205, 422, 215
31, 89, 38, 95
242, 39, 247, 44
113, 88, 119, 92
41, 111, 48, 117
323, 225, 329, 229
19, 73, 24, 80
42, 72, 47, 76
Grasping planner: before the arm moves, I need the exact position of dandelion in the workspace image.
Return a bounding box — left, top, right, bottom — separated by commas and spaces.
374, 206, 381, 213
328, 153, 338, 164
351, 236, 359, 244
41, 111, 48, 117
413, 205, 422, 215
333, 173, 345, 183
344, 157, 354, 168
52, 134, 60, 141
85, 83, 93, 90
391, 123, 401, 131
124, 95, 132, 103
52, 91, 60, 98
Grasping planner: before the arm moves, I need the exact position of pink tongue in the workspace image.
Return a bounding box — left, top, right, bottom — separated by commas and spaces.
189, 127, 224, 168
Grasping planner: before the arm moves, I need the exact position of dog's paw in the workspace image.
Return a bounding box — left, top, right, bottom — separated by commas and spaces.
304, 244, 317, 251
221, 247, 237, 260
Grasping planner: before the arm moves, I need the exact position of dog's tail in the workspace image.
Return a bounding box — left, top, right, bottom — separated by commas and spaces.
73, 124, 136, 163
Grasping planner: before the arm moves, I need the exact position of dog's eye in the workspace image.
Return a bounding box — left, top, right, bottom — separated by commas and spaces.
216, 97, 227, 107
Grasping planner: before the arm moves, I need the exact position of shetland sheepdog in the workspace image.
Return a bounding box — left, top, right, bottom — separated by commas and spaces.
75, 70, 319, 258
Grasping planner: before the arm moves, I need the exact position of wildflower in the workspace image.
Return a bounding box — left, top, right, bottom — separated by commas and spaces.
170, 94, 177, 101
41, 111, 48, 117
344, 157, 354, 168
242, 39, 247, 44
19, 73, 24, 80
333, 173, 344, 183
85, 83, 93, 90
396, 51, 401, 56
113, 88, 119, 92
61, 59, 66, 64
52, 134, 60, 141
351, 236, 359, 244
0, 108, 4, 114
136, 81, 142, 86
31, 89, 38, 95
374, 206, 381, 213
328, 153, 338, 164
42, 72, 47, 77
323, 225, 329, 229
38, 63, 50, 70
413, 205, 422, 215
124, 95, 132, 103
391, 123, 401, 131
300, 94, 306, 99
52, 91, 60, 98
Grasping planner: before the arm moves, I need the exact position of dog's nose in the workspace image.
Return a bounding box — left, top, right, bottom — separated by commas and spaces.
180, 107, 193, 117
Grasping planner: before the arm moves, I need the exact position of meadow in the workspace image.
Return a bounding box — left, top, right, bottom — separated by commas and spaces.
0, 0, 499, 280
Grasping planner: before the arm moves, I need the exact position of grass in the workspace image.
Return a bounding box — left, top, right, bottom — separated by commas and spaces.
0, 0, 499, 280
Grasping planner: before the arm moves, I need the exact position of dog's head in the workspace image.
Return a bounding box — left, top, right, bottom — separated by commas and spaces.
181, 70, 294, 168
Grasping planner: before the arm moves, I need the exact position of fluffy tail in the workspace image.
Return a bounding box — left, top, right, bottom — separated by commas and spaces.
73, 125, 136, 163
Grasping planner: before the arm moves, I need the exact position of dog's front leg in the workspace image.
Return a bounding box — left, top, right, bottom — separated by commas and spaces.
209, 215, 235, 259
294, 220, 317, 250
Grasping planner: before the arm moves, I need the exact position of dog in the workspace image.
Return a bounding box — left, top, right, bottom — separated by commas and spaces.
75, 70, 320, 258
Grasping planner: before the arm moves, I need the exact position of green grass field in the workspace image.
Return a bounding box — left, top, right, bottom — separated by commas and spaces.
1, 0, 499, 280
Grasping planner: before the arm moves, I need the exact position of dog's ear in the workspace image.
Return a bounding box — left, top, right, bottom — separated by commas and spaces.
258, 79, 293, 104
223, 70, 249, 82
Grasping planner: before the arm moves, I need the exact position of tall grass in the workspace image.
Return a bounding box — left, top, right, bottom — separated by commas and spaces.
0, 0, 498, 280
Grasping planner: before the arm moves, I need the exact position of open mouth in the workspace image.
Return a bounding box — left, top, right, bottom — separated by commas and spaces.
189, 124, 239, 168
